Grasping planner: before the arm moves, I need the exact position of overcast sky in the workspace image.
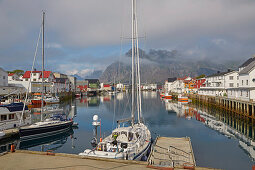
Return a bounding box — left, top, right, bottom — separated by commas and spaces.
1, 0, 255, 77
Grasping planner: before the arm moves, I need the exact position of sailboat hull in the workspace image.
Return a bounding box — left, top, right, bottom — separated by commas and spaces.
20, 121, 73, 141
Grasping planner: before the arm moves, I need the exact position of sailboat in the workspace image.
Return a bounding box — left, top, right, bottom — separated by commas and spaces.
79, 0, 151, 160
19, 11, 73, 141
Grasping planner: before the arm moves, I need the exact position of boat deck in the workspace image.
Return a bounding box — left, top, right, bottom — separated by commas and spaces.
148, 137, 196, 168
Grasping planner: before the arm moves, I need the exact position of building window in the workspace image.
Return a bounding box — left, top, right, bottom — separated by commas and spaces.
237, 76, 239, 80
241, 91, 242, 96
242, 80, 243, 85
25, 78, 28, 81
33, 79, 36, 82
231, 90, 232, 95
246, 91, 248, 97
229, 76, 233, 80
246, 80, 248, 85
229, 83, 234, 87
237, 83, 239, 87
9, 114, 15, 120
3, 76, 5, 79
33, 73, 36, 76
1, 115, 7, 121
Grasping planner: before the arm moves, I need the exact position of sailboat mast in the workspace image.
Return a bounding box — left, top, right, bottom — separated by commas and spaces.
41, 11, 45, 120
135, 6, 142, 123
131, 0, 135, 126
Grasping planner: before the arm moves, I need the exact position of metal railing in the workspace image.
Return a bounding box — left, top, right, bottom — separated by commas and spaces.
149, 143, 193, 167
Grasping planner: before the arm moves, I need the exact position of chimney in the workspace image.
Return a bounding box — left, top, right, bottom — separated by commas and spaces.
227, 69, 231, 72
217, 71, 220, 74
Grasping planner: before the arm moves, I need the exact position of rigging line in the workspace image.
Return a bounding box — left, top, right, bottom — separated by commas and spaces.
118, 0, 125, 84
134, 0, 143, 122
20, 22, 42, 125
131, 0, 135, 126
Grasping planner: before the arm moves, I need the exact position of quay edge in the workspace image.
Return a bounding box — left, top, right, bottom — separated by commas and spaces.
0, 150, 218, 170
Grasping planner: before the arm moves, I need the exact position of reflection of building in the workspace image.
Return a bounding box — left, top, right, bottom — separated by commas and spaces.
78, 97, 100, 107
164, 100, 186, 117
142, 91, 157, 99
116, 92, 124, 101
239, 141, 255, 161
196, 107, 255, 161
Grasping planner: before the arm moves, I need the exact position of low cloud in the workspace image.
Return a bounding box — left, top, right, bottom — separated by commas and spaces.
46, 43, 62, 49
1, 0, 255, 73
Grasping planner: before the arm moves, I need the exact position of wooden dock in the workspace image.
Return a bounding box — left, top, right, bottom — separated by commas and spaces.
148, 137, 196, 168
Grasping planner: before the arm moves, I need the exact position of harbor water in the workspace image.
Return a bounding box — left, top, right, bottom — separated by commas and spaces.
0, 91, 254, 170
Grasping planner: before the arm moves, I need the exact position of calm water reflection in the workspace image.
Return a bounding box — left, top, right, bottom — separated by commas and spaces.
0, 91, 254, 170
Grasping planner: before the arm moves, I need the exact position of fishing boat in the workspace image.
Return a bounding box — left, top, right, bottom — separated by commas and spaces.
79, 0, 151, 160
159, 91, 165, 98
19, 12, 72, 141
164, 93, 172, 100
31, 93, 46, 106
178, 94, 189, 103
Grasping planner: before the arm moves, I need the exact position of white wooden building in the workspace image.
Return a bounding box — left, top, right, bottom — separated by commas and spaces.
227, 57, 255, 101
198, 70, 236, 97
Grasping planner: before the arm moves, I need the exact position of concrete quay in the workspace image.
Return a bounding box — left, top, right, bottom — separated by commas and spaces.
0, 150, 217, 170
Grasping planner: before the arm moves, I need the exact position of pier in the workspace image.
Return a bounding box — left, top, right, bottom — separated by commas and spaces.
148, 137, 196, 169
171, 93, 255, 119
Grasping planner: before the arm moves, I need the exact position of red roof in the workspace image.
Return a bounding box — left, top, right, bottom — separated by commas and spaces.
23, 71, 53, 78
104, 84, 110, 87
178, 76, 188, 80
8, 73, 15, 76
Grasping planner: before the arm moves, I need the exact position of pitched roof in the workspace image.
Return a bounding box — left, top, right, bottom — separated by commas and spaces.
239, 57, 255, 68
8, 73, 15, 76
239, 60, 255, 75
178, 76, 188, 80
23, 71, 53, 78
206, 70, 233, 78
167, 77, 177, 82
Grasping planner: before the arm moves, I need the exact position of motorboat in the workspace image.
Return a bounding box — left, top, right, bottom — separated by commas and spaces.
0, 102, 30, 130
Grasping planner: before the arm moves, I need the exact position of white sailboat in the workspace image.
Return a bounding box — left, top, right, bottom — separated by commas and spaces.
19, 11, 73, 141
79, 0, 151, 160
